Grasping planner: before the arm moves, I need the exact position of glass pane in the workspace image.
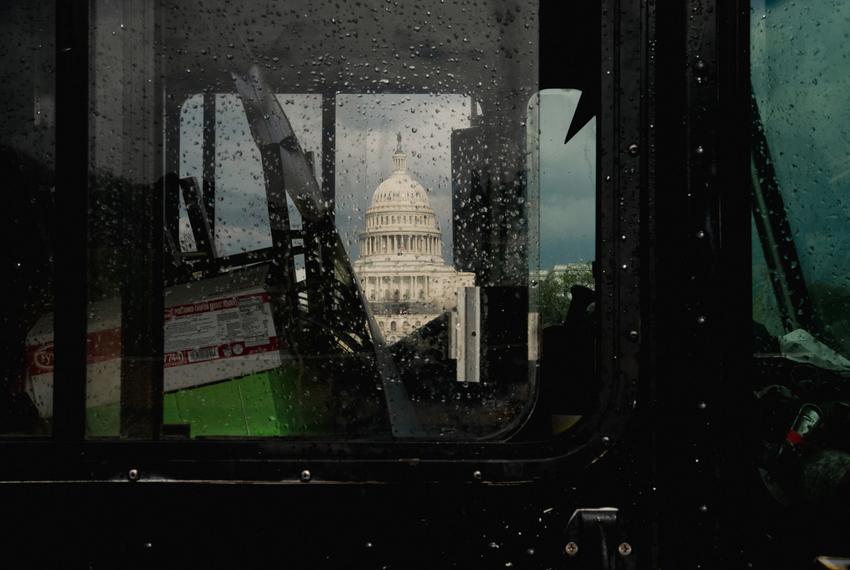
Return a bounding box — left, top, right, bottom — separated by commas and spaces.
751, 0, 850, 514
66, 0, 599, 441
751, 217, 783, 348
178, 93, 322, 257
528, 89, 596, 437
0, 1, 55, 435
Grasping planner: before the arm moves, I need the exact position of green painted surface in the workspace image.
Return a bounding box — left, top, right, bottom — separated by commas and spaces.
85, 366, 332, 438
86, 401, 120, 437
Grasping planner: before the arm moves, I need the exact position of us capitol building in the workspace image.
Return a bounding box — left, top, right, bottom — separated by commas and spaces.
354, 134, 475, 344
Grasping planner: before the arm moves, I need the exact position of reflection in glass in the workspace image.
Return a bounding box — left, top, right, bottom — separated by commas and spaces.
1, 1, 55, 435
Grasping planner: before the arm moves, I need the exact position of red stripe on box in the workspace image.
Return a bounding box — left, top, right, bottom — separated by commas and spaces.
26, 327, 122, 376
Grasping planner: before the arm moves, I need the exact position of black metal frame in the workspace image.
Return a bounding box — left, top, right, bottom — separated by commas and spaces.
651, 0, 752, 567
52, 0, 89, 444
2, 0, 647, 486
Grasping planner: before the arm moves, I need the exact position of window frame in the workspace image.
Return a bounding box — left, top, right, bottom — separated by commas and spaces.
0, 0, 646, 484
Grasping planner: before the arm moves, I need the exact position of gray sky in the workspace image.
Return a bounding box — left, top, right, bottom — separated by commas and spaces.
179, 89, 596, 269
531, 89, 596, 268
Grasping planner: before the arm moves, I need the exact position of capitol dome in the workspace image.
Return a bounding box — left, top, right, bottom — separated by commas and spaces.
352, 132, 476, 344
357, 133, 444, 263
370, 145, 431, 209
370, 173, 431, 209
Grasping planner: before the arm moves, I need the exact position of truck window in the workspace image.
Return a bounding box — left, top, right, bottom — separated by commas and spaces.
751, 0, 850, 511
4, 0, 605, 443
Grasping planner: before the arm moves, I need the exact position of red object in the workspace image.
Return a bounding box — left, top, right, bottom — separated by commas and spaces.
785, 429, 804, 446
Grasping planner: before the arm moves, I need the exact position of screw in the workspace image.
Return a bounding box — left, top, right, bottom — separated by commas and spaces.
695, 145, 705, 155
472, 470, 483, 481
627, 143, 639, 156
565, 542, 579, 556
618, 542, 632, 556
696, 230, 706, 239
694, 58, 707, 74
696, 315, 706, 325
601, 435, 611, 446
128, 468, 139, 481
300, 469, 311, 482
628, 330, 639, 342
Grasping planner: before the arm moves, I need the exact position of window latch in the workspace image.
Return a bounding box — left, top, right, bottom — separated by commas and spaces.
564, 508, 635, 570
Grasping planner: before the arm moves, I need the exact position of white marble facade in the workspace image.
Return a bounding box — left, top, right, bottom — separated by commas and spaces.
353, 134, 475, 344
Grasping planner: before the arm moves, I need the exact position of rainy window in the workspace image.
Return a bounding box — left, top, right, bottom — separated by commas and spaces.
751, 0, 850, 509
6, 0, 601, 441
0, 1, 55, 435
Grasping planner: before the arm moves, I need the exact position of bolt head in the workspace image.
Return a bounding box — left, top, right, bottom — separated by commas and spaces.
618, 542, 632, 556
300, 469, 311, 482
128, 468, 139, 481
627, 143, 640, 156
565, 542, 579, 556
472, 470, 483, 481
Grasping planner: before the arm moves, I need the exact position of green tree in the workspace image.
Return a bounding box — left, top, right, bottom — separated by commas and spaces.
537, 263, 593, 327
